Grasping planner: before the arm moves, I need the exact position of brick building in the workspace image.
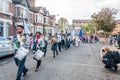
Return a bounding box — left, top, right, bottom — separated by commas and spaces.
12, 0, 31, 34
30, 7, 44, 34
113, 20, 120, 34
0, 0, 13, 38
72, 19, 90, 27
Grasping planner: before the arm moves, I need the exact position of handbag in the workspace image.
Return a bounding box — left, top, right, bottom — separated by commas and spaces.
14, 47, 29, 61
33, 50, 44, 60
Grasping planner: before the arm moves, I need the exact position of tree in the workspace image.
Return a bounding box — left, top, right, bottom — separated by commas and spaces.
91, 7, 118, 33
82, 22, 95, 34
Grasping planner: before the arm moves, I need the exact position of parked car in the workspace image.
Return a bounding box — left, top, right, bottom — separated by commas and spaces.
0, 37, 14, 57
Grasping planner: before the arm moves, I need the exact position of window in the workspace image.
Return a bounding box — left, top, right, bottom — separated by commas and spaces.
0, 0, 9, 13
23, 9, 28, 19
36, 14, 38, 22
0, 0, 3, 11
20, 8, 23, 17
40, 15, 42, 23
15, 7, 20, 17
5, 0, 9, 13
0, 22, 3, 37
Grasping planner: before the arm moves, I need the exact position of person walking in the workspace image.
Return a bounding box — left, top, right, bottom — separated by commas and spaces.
43, 33, 49, 57
13, 25, 29, 80
66, 34, 71, 49
117, 32, 120, 49
29, 33, 33, 50
57, 33, 62, 52
51, 34, 58, 58
38, 33, 45, 54
109, 35, 113, 46
32, 32, 43, 72
61, 34, 65, 49
75, 35, 80, 47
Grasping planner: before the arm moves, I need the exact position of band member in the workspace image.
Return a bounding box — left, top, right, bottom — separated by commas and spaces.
13, 25, 28, 80
57, 33, 62, 52
51, 34, 58, 58
43, 33, 49, 57
32, 32, 43, 72
61, 34, 66, 49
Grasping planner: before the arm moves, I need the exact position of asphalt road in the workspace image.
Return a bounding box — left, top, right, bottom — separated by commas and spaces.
0, 42, 120, 80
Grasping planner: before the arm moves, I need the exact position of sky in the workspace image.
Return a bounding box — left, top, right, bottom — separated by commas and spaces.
35, 0, 120, 24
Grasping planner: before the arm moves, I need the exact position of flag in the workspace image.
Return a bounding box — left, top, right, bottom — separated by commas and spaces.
78, 27, 82, 38
22, 18, 31, 34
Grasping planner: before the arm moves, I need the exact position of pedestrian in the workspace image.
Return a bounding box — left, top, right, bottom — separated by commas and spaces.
109, 35, 113, 46
57, 33, 62, 52
13, 25, 29, 80
117, 32, 120, 49
32, 32, 43, 72
43, 33, 49, 57
67, 34, 71, 48
75, 35, 80, 47
114, 34, 118, 47
38, 33, 45, 54
51, 34, 58, 58
94, 35, 99, 43
61, 34, 65, 49
102, 46, 119, 71
65, 34, 71, 49
29, 33, 33, 50
90, 35, 94, 43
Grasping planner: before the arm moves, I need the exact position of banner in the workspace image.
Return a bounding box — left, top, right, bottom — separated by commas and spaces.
22, 18, 31, 34
78, 27, 82, 38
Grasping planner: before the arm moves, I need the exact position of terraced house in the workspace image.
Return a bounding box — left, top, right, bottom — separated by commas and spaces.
12, 0, 31, 34
0, 0, 13, 38
0, 0, 57, 38
30, 7, 44, 34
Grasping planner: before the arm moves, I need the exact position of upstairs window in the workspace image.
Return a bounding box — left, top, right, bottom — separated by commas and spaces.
15, 7, 21, 17
0, 0, 9, 13
5, 0, 9, 13
0, 0, 3, 11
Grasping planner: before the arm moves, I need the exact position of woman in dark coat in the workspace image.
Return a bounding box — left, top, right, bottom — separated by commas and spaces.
51, 34, 58, 58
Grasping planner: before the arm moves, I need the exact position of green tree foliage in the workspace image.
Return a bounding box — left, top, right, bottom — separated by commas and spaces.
91, 7, 118, 32
82, 22, 95, 34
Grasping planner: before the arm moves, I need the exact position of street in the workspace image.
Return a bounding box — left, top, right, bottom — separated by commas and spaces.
0, 42, 120, 80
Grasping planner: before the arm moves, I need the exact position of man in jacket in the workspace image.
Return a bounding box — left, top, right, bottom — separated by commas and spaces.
13, 25, 28, 80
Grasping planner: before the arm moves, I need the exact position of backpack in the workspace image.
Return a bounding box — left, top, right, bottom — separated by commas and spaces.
111, 51, 120, 63
102, 51, 120, 66
102, 51, 117, 67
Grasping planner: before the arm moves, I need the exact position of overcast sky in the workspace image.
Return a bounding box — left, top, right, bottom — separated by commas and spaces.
35, 0, 120, 24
